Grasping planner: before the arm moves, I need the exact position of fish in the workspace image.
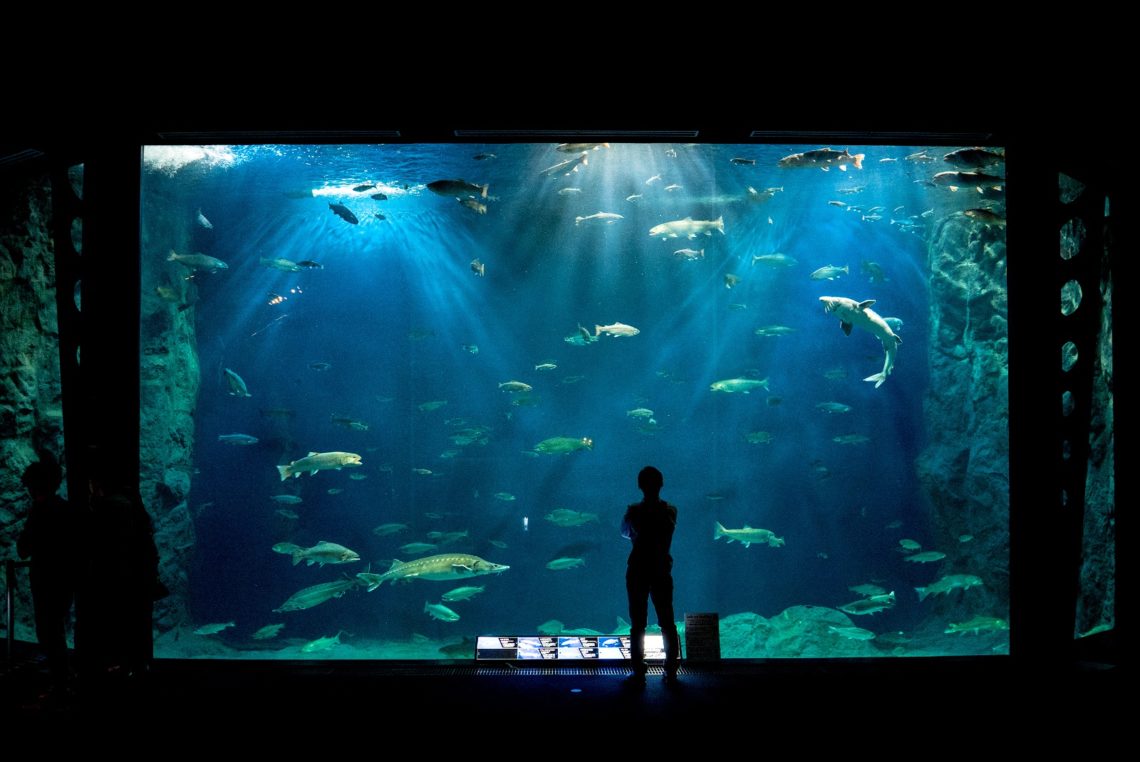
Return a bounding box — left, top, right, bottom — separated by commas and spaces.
904, 551, 947, 563
832, 434, 871, 445
537, 620, 564, 636
945, 616, 1009, 635
724, 274, 741, 289
541, 153, 589, 177
627, 408, 654, 419
427, 179, 489, 198
823, 368, 848, 381
328, 203, 359, 224
353, 183, 376, 192
533, 436, 593, 455
848, 584, 887, 597
751, 253, 797, 268
373, 523, 409, 537
371, 193, 388, 200
558, 143, 609, 153
356, 554, 509, 590
959, 534, 975, 543
271, 494, 303, 505
425, 601, 461, 622
260, 256, 303, 273
470, 258, 486, 277
915, 574, 983, 601
932, 171, 1004, 193
899, 539, 923, 551
754, 325, 795, 337
810, 265, 849, 281
626, 194, 643, 202
374, 212, 387, 220
558, 188, 582, 196
534, 363, 557, 372
418, 400, 448, 412
714, 522, 784, 548
224, 368, 251, 397
942, 147, 1004, 169
461, 344, 479, 355
297, 260, 324, 271
862, 214, 882, 222
767, 396, 782, 406
709, 377, 769, 394
673, 248, 704, 260
879, 158, 897, 163
645, 174, 662, 185
331, 415, 369, 431
439, 637, 476, 658
194, 622, 235, 636
309, 362, 332, 371
473, 153, 497, 161
860, 261, 888, 283
743, 431, 773, 444
828, 625, 876, 641
828, 200, 847, 208
441, 585, 486, 602
575, 212, 624, 225
561, 375, 587, 384
905, 150, 935, 162
837, 591, 896, 616
837, 186, 866, 195
412, 468, 433, 476
545, 508, 600, 527
400, 542, 439, 555
730, 157, 756, 165
273, 578, 361, 612
195, 208, 214, 229
649, 216, 725, 240
595, 322, 639, 337
498, 381, 533, 393
275, 509, 299, 520
251, 623, 285, 640
819, 296, 903, 388
816, 402, 852, 414
168, 250, 228, 272
301, 632, 344, 653
276, 451, 362, 481
284, 541, 360, 567
730, 303, 749, 311
326, 488, 343, 495
747, 186, 783, 202
777, 147, 865, 171
664, 184, 683, 192
349, 473, 368, 480
963, 208, 1006, 227
260, 407, 296, 419
488, 540, 508, 549
218, 433, 259, 445
546, 557, 585, 570
884, 520, 904, 530
493, 492, 516, 502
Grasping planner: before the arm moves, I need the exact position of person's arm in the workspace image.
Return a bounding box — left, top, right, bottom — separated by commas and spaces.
620, 507, 635, 540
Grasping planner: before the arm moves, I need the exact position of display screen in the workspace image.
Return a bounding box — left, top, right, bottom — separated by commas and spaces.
140, 142, 1009, 660
476, 634, 664, 661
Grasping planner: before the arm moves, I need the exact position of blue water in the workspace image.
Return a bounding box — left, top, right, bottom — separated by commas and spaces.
141, 143, 996, 656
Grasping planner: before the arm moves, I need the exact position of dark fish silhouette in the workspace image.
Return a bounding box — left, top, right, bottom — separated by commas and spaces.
329, 203, 359, 225
297, 260, 324, 270
371, 193, 388, 201
353, 183, 376, 192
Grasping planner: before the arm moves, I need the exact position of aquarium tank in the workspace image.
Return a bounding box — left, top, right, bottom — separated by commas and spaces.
138, 142, 1010, 660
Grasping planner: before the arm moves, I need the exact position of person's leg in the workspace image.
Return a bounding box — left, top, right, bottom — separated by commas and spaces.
649, 572, 680, 677
626, 568, 649, 674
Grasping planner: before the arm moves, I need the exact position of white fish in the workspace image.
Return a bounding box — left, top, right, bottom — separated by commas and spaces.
645, 174, 662, 185
819, 296, 902, 388
196, 208, 214, 229
575, 212, 624, 226
648, 216, 725, 240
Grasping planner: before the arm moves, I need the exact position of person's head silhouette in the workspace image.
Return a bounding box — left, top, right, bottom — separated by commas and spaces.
638, 466, 663, 500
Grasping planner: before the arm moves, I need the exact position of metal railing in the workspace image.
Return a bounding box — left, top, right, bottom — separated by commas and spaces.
5, 559, 30, 664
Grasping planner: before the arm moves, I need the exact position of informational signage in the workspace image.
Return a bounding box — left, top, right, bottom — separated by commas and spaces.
684, 613, 721, 661
476, 634, 665, 661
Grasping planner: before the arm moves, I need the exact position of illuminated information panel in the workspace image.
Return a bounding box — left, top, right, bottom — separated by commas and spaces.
476, 635, 666, 661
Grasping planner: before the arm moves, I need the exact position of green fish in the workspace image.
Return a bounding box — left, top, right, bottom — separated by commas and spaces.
533, 436, 593, 455
357, 554, 510, 591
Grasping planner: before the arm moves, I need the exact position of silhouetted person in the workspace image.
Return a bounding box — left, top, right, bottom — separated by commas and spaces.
621, 466, 680, 683
16, 452, 81, 693
77, 462, 161, 687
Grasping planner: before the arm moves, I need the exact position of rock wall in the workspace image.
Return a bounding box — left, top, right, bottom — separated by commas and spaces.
1075, 206, 1114, 637
914, 214, 1010, 626
139, 173, 200, 634
0, 173, 64, 641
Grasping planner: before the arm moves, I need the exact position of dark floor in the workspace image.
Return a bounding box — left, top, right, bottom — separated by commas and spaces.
1, 640, 1126, 743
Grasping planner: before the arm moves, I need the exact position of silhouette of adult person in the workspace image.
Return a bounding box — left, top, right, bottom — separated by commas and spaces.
16, 451, 81, 694
77, 454, 162, 688
621, 465, 680, 683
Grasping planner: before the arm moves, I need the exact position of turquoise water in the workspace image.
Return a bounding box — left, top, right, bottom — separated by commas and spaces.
140, 143, 1009, 658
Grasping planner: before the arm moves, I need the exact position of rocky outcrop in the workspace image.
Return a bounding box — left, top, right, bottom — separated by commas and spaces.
139, 172, 200, 634
0, 173, 64, 641
1075, 206, 1114, 637
915, 214, 1010, 623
